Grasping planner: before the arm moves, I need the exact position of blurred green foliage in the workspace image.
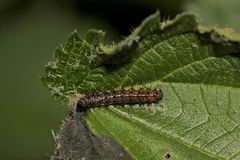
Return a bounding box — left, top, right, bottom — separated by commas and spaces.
1, 0, 239, 160
185, 0, 240, 32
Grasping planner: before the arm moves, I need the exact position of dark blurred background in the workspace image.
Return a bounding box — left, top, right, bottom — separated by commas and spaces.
0, 0, 239, 160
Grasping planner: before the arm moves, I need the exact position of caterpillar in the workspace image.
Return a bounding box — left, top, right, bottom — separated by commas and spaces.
76, 88, 163, 112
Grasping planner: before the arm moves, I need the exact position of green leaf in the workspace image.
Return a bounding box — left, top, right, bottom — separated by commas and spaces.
42, 11, 240, 159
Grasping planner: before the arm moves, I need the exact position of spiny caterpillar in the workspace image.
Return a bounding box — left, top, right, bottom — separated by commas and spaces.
76, 88, 163, 112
